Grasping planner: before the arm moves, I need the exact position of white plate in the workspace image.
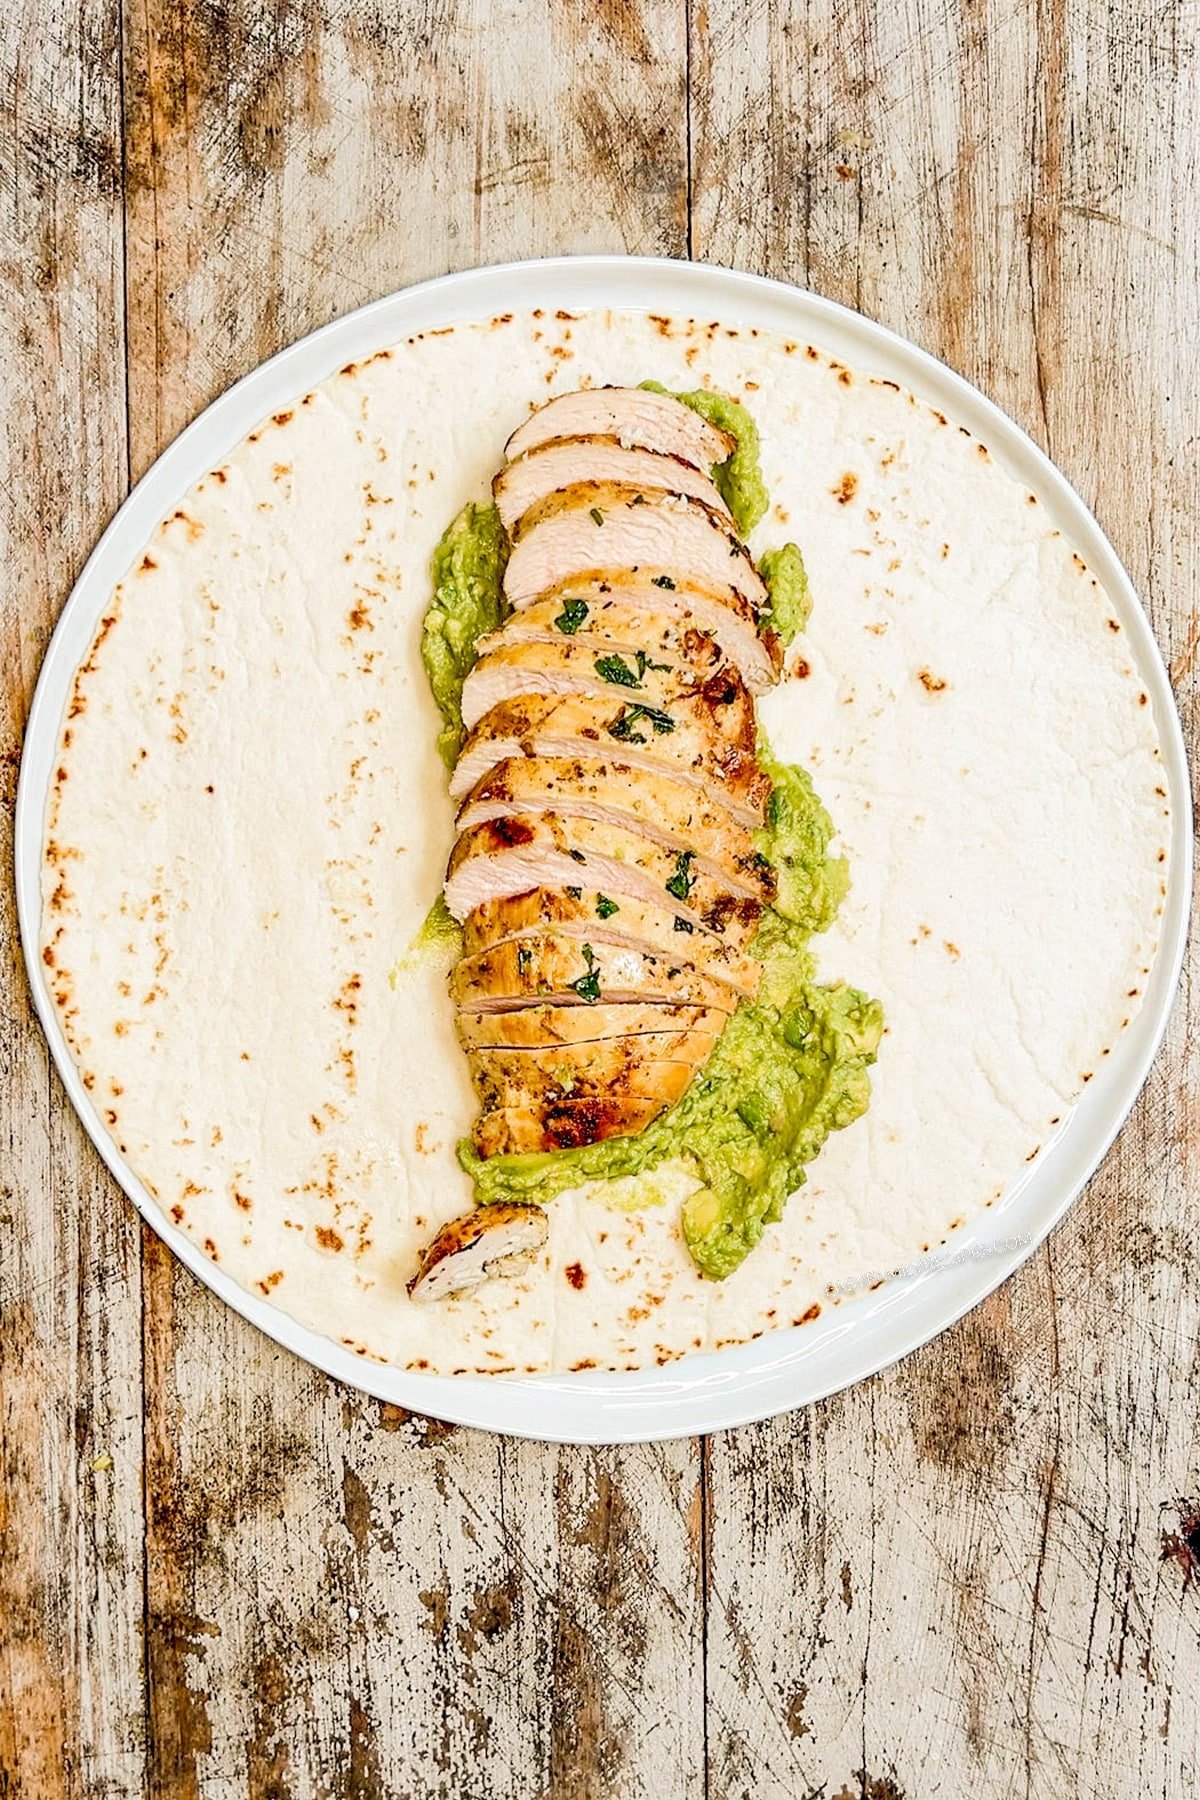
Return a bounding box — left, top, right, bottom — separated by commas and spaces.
16, 257, 1192, 1443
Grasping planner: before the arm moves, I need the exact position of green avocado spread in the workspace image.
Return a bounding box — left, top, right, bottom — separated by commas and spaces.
420, 387, 883, 1281
420, 501, 510, 767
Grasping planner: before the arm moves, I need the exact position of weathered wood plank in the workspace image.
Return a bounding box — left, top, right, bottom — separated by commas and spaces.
120, 2, 700, 1795
0, 3, 146, 1796
693, 2, 1200, 1795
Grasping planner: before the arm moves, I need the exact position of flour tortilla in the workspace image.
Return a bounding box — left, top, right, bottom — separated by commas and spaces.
40, 309, 1170, 1375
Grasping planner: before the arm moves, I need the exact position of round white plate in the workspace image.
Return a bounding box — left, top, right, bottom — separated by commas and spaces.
16, 257, 1192, 1443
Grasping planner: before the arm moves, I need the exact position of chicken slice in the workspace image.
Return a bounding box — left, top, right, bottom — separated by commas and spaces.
456, 999, 727, 1050
504, 386, 735, 470
496, 575, 782, 695
459, 888, 761, 994
476, 599, 724, 689
504, 484, 769, 614
459, 633, 724, 733
494, 437, 730, 535
467, 1033, 719, 1113
473, 1095, 669, 1157
407, 1203, 548, 1302
449, 931, 742, 1015
449, 690, 768, 824
445, 814, 766, 949
456, 757, 775, 902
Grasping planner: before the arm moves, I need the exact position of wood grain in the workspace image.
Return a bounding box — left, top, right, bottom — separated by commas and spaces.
0, 3, 148, 1797
2, 0, 1196, 1795
693, 2, 1200, 1794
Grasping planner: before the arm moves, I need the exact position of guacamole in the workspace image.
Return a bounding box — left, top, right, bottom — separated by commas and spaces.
420, 502, 509, 767
757, 543, 811, 646
389, 895, 463, 986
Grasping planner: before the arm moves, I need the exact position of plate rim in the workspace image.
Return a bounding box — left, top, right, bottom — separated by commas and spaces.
15, 253, 1193, 1444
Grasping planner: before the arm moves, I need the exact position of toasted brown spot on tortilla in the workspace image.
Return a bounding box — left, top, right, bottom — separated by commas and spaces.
837, 368, 852, 386
139, 555, 157, 573
918, 669, 947, 693
315, 1226, 344, 1253
257, 1270, 285, 1293
832, 471, 858, 505
1108, 618, 1121, 631
170, 1205, 184, 1223
791, 657, 811, 679
801, 1303, 820, 1323
204, 1238, 218, 1258
564, 1262, 587, 1290
944, 941, 960, 958
1139, 692, 1148, 705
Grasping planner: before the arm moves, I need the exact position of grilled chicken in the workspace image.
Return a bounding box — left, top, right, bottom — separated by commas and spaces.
446, 813, 766, 951
459, 632, 726, 732
455, 999, 728, 1050
456, 759, 774, 900
407, 1203, 548, 1302
458, 889, 762, 992
450, 931, 742, 1015
494, 437, 729, 534
504, 386, 735, 469
468, 1031, 720, 1112
449, 687, 767, 824
433, 385, 790, 1168
473, 1096, 668, 1158
505, 484, 769, 614
502, 575, 780, 694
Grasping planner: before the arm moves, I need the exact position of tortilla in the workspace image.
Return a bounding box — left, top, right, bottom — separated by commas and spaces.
39, 308, 1170, 1374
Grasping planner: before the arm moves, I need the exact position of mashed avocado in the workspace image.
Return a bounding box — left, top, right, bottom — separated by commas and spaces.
389, 895, 463, 985
757, 543, 810, 646
421, 502, 510, 767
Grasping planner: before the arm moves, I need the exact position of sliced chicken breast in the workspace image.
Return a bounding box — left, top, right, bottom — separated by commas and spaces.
459, 634, 722, 733
476, 605, 722, 689
407, 1203, 547, 1302
489, 576, 782, 695
449, 931, 742, 1015
459, 889, 761, 993
446, 814, 766, 949
504, 484, 769, 614
468, 1034, 718, 1113
456, 757, 774, 901
494, 437, 730, 535
504, 386, 735, 471
473, 1095, 666, 1157
456, 1000, 727, 1050
449, 690, 768, 824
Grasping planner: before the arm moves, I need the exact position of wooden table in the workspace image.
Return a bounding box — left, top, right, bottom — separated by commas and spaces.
3, 4, 1197, 1794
